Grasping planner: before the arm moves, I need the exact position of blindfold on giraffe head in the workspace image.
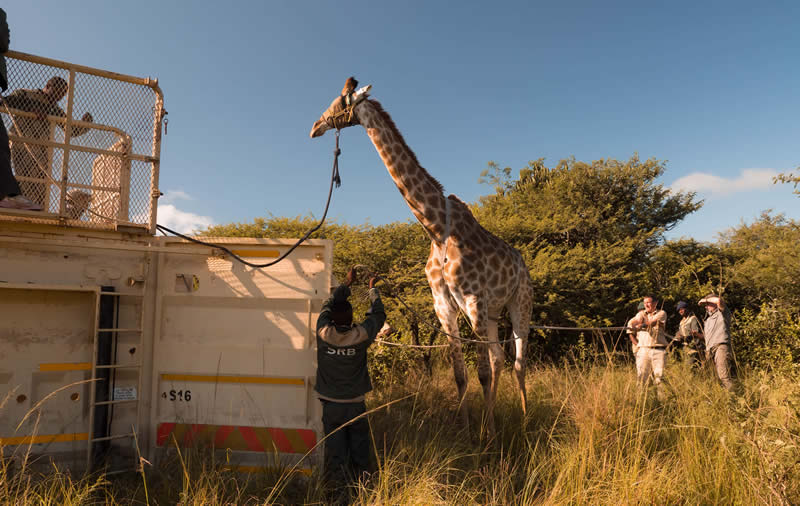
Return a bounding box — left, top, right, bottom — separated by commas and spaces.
310, 76, 372, 138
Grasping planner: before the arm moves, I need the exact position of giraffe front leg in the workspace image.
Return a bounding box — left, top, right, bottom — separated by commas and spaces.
448, 331, 470, 430
466, 296, 498, 437
437, 306, 469, 430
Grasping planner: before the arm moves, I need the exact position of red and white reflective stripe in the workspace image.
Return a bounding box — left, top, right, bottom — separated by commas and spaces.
156, 423, 316, 454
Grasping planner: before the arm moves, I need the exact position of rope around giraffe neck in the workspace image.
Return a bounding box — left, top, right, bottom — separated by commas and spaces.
156, 130, 342, 268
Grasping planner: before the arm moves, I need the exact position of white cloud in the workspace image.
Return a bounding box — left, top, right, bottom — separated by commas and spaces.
157, 203, 214, 234
670, 169, 779, 197
160, 190, 193, 204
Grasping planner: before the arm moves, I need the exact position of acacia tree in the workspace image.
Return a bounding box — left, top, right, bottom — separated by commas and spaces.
719, 213, 800, 310
473, 155, 701, 357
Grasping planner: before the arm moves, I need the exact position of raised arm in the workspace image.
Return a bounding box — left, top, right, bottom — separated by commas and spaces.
627, 316, 640, 345
67, 112, 94, 137
628, 311, 644, 330
359, 280, 386, 344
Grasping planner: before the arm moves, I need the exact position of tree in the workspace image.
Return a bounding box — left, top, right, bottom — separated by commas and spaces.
719, 212, 800, 310
774, 168, 800, 197
474, 155, 701, 345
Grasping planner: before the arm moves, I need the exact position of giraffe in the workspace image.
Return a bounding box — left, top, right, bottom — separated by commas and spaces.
310, 78, 534, 434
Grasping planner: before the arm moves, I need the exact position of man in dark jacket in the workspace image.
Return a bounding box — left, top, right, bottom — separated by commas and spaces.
0, 8, 42, 211
315, 266, 386, 500
672, 300, 704, 367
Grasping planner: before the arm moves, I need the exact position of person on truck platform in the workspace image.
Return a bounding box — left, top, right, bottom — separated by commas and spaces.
315, 266, 386, 503
0, 7, 42, 211
2, 75, 94, 209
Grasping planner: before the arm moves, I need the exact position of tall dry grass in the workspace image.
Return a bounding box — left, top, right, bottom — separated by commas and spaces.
2, 357, 799, 504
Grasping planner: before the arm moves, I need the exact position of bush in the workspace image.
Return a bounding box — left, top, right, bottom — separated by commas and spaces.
733, 303, 800, 374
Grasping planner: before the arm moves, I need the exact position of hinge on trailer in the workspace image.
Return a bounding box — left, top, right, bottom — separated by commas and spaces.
152, 189, 163, 199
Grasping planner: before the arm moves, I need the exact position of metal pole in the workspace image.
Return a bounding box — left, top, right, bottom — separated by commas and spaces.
59, 70, 77, 218
118, 136, 133, 222
148, 92, 166, 234
86, 287, 102, 470
5, 50, 161, 90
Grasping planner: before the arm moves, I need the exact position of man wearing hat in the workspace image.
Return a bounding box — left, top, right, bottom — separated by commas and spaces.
673, 301, 704, 367
315, 266, 386, 501
627, 296, 669, 392
699, 294, 735, 390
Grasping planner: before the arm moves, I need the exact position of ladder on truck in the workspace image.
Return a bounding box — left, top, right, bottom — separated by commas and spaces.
86, 285, 146, 472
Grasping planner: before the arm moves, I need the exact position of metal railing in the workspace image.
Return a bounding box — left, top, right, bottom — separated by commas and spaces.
1, 50, 166, 233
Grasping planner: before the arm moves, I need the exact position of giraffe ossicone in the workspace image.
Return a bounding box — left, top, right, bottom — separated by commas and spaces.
310, 77, 534, 435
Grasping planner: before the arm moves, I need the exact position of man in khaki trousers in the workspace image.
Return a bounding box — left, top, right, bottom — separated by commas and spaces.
699, 294, 736, 390
628, 296, 668, 395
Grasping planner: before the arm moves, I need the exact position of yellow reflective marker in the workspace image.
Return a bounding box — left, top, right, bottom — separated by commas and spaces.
223, 464, 312, 475
39, 362, 92, 372
161, 374, 304, 386
230, 249, 280, 258
0, 432, 89, 446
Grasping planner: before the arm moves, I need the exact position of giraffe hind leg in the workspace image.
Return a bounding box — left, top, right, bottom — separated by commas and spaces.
486, 318, 504, 437
426, 248, 469, 429
508, 294, 530, 416
476, 341, 491, 403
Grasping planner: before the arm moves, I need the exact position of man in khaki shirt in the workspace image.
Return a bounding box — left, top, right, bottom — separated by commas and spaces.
627, 295, 668, 391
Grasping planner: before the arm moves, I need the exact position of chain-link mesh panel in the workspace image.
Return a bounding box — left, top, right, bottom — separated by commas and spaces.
1, 52, 164, 232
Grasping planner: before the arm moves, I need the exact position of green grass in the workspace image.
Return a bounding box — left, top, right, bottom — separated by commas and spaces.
3, 358, 800, 504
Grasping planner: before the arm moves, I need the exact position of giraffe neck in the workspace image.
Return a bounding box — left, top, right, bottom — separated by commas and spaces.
355, 99, 448, 241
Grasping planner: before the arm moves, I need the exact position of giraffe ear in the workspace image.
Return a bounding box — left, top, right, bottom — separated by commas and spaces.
342, 77, 358, 95
353, 84, 372, 100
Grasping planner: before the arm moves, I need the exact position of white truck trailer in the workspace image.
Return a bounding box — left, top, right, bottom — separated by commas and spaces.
0, 51, 328, 473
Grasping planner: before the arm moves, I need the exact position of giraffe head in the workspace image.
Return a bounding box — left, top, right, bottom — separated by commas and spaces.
310, 77, 372, 138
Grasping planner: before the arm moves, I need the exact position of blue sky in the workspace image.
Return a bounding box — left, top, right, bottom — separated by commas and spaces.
7, 1, 798, 241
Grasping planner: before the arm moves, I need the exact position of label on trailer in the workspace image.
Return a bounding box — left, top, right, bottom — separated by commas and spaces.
113, 386, 137, 401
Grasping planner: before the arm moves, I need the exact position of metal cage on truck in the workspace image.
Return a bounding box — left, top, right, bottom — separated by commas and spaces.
1, 50, 165, 234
